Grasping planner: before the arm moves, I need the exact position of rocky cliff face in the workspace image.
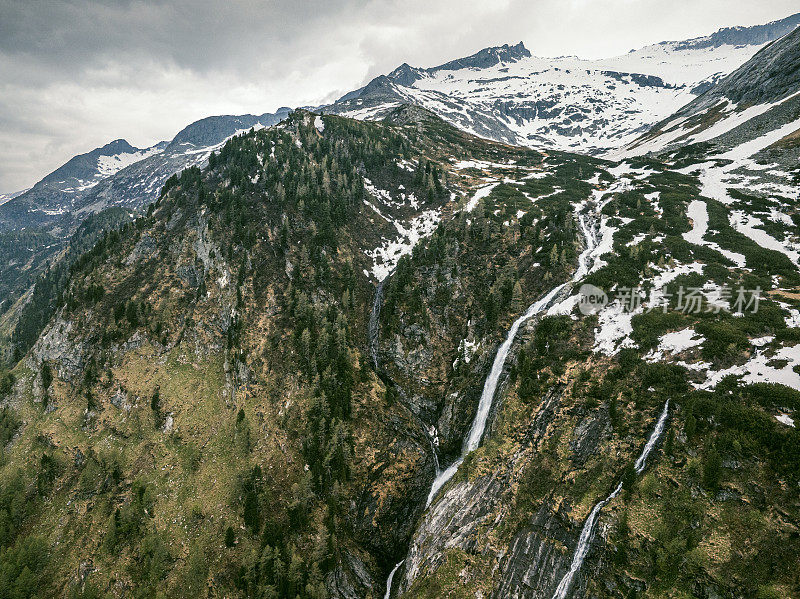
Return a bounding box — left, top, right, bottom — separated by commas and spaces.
2, 105, 799, 599
622, 25, 800, 159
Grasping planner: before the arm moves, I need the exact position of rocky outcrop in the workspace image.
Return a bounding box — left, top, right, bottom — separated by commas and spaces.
493, 502, 592, 599
326, 550, 377, 599
351, 411, 437, 566
29, 316, 88, 382
397, 389, 587, 597
569, 408, 612, 467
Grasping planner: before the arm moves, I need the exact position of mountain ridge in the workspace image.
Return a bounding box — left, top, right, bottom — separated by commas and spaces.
323, 14, 800, 157
0, 110, 290, 233
620, 24, 800, 162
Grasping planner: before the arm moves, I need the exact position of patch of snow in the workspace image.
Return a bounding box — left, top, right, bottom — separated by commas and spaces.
588, 217, 617, 273
751, 335, 775, 347
463, 182, 498, 213
729, 210, 800, 269
96, 145, 161, 178
644, 191, 662, 216
593, 261, 704, 354
701, 344, 800, 392
768, 209, 794, 227
626, 233, 648, 247
0, 188, 30, 206
646, 328, 705, 362
683, 199, 746, 267
364, 210, 441, 280
717, 114, 800, 163
458, 339, 478, 364
594, 301, 636, 355
775, 300, 800, 328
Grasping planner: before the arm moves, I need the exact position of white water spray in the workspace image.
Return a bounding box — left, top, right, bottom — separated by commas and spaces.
384, 561, 404, 599
551, 400, 670, 599
384, 208, 602, 597
425, 212, 598, 507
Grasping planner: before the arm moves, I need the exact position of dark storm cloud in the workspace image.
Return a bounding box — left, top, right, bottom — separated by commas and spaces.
1, 0, 798, 192
1, 0, 361, 76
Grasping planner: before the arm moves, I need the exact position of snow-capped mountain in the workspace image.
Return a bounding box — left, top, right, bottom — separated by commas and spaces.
0, 138, 166, 225
623, 22, 800, 215
38, 138, 166, 193
0, 110, 290, 231
622, 22, 800, 160
0, 188, 28, 208
325, 12, 800, 156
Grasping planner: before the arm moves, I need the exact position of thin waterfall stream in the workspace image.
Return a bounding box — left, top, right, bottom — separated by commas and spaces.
381, 207, 601, 599
551, 399, 671, 599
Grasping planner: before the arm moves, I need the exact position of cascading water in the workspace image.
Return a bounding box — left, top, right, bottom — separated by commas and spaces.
424, 282, 566, 507
369, 278, 387, 371
384, 561, 404, 599
633, 400, 670, 475
383, 208, 602, 598
551, 399, 670, 599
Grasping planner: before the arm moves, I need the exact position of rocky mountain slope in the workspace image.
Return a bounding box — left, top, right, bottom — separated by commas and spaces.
325, 13, 800, 156
1, 11, 800, 599
0, 111, 291, 362
0, 189, 29, 208
0, 110, 290, 233
623, 23, 800, 160
0, 107, 548, 598
0, 139, 163, 231
0, 104, 798, 599
383, 149, 800, 599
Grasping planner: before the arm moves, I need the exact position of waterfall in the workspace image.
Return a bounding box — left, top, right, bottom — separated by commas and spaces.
425, 282, 567, 507
551, 399, 670, 599
384, 561, 405, 599
369, 278, 387, 371
426, 211, 599, 507
634, 400, 670, 474
383, 206, 602, 597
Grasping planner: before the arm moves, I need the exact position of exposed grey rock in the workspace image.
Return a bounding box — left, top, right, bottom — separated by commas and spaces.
398, 390, 576, 597
636, 24, 800, 158
176, 263, 200, 288
689, 25, 800, 109
569, 409, 612, 467
326, 550, 376, 599
492, 502, 586, 599
30, 317, 87, 382
351, 411, 437, 566
673, 12, 800, 50
125, 233, 157, 265
110, 387, 130, 411
121, 331, 146, 354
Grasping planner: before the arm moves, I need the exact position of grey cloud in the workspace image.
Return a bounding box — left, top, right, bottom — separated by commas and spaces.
1, 0, 799, 191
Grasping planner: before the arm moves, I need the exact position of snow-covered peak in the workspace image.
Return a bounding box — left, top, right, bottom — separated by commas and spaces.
327, 16, 794, 156
0, 188, 29, 208
95, 143, 165, 178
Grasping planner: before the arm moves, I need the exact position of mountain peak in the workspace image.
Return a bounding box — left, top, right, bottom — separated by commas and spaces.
429, 41, 531, 73
97, 138, 138, 156
671, 11, 800, 50
387, 62, 425, 86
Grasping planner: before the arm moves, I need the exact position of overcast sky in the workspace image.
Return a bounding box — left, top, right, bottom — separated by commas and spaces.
1, 0, 798, 192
